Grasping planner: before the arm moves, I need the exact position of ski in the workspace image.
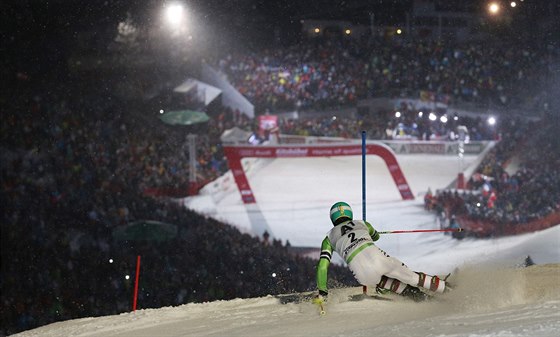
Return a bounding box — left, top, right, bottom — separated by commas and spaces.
276, 271, 456, 307
275, 289, 393, 305
275, 291, 327, 315
275, 291, 315, 304
347, 293, 393, 302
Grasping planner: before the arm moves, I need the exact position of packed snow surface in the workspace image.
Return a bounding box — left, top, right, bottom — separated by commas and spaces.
12, 263, 560, 337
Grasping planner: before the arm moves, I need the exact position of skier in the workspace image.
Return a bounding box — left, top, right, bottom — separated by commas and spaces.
315, 201, 448, 303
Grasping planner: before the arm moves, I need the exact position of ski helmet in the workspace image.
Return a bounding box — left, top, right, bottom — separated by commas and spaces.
330, 201, 353, 225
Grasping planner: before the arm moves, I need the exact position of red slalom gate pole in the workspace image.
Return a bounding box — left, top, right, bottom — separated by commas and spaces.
132, 255, 141, 312
378, 228, 463, 234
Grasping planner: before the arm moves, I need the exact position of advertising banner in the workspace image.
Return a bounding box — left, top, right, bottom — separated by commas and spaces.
224, 143, 414, 204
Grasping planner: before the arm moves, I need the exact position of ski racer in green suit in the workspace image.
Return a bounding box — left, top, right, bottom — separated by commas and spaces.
315, 201, 447, 302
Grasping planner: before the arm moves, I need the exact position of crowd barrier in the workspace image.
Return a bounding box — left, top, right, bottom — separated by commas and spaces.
457, 212, 560, 238
277, 135, 489, 155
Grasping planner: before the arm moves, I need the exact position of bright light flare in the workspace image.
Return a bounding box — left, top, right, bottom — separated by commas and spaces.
429, 112, 437, 121
395, 111, 401, 118
440, 115, 448, 123
165, 3, 185, 26
488, 2, 500, 15
510, 2, 517, 8
487, 116, 497, 126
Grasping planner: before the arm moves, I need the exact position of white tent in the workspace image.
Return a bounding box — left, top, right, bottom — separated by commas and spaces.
174, 78, 222, 106
220, 127, 252, 145
202, 63, 255, 119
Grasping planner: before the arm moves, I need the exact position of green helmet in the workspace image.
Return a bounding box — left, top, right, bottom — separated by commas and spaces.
330, 201, 353, 225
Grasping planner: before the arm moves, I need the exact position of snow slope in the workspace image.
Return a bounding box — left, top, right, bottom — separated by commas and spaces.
185, 153, 559, 273
11, 153, 560, 337
12, 262, 560, 337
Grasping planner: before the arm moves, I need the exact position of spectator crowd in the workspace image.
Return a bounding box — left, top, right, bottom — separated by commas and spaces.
214, 36, 555, 115
425, 115, 560, 236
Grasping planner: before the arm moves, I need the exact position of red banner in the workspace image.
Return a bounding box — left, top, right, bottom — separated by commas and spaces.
258, 115, 278, 139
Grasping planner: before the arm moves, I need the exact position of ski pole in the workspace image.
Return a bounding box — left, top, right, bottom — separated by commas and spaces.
378, 228, 463, 234
318, 302, 326, 316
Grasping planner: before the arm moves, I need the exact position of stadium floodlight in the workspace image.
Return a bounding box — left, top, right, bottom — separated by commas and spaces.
487, 116, 497, 126
488, 2, 500, 15
165, 3, 185, 26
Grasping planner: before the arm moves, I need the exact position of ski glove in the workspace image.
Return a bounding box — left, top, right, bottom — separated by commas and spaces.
365, 221, 380, 241
313, 292, 327, 305
371, 229, 380, 241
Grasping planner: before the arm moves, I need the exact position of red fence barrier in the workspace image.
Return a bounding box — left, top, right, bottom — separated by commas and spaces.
457, 212, 560, 238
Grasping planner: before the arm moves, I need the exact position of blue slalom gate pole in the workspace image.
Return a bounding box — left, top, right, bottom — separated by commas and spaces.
361, 131, 366, 221
361, 131, 368, 295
